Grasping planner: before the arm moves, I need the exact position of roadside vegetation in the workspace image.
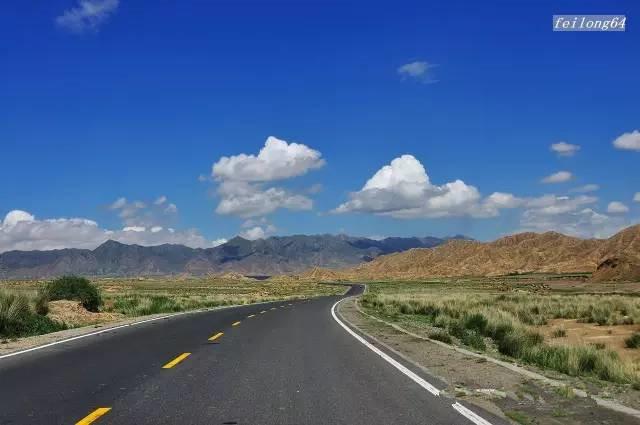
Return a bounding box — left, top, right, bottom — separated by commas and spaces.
0, 291, 66, 339
361, 279, 640, 386
0, 276, 344, 339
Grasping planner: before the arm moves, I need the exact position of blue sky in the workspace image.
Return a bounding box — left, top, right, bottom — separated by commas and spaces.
1, 0, 638, 251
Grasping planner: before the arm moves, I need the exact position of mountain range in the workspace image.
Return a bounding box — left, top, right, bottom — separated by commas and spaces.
336, 224, 640, 280
0, 234, 467, 279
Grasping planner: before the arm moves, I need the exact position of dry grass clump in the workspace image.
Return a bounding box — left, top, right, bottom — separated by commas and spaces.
0, 290, 66, 338
362, 292, 639, 385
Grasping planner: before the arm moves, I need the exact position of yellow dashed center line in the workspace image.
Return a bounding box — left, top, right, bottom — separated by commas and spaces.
75, 407, 111, 425
247, 314, 255, 318
162, 352, 191, 369
232, 321, 241, 326
208, 332, 224, 342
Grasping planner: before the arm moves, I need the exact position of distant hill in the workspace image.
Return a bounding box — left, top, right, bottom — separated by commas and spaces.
338, 225, 640, 280
0, 234, 465, 279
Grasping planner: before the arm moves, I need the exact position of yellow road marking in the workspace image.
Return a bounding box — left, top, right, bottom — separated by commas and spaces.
260, 310, 267, 314
209, 332, 224, 341
232, 321, 241, 326
75, 407, 111, 425
162, 352, 191, 369
247, 314, 255, 318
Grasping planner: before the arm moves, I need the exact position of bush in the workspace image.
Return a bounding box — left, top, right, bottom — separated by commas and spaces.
34, 293, 49, 315
42, 276, 102, 312
0, 291, 66, 338
625, 332, 640, 349
551, 328, 567, 338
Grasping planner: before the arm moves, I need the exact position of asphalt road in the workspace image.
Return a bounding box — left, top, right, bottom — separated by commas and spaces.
0, 285, 507, 425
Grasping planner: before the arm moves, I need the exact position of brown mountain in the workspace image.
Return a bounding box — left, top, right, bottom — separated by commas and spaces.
339, 224, 640, 280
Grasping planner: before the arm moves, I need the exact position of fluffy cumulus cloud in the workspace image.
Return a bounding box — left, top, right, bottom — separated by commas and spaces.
212, 136, 325, 182
333, 155, 518, 218
635, 193, 640, 203
613, 130, 640, 151
397, 61, 436, 83
0, 205, 222, 253
211, 136, 323, 219
550, 141, 580, 157
541, 171, 573, 184
55, 0, 119, 33
607, 201, 630, 214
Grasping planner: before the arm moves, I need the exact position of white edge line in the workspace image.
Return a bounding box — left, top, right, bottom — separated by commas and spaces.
452, 402, 494, 425
330, 299, 440, 397
0, 298, 288, 360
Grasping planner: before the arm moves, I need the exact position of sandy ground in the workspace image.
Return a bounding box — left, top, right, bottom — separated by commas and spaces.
339, 297, 640, 425
541, 319, 640, 365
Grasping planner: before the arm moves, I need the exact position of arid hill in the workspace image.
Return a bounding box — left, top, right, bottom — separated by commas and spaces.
339, 224, 640, 280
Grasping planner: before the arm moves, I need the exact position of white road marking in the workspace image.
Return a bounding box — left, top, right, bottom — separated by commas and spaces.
330, 300, 440, 396
452, 402, 494, 425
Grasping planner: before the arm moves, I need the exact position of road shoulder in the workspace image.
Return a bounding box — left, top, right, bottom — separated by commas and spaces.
338, 297, 640, 425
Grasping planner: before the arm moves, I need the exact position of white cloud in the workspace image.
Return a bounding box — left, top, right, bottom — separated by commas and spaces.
210, 136, 322, 220
215, 181, 312, 218
613, 130, 640, 151
122, 226, 146, 232
541, 171, 573, 184
520, 207, 628, 239
397, 61, 436, 82
0, 210, 218, 252
550, 141, 580, 157
239, 224, 277, 240
212, 136, 325, 182
333, 155, 518, 218
607, 201, 630, 214
2, 210, 35, 228
634, 192, 640, 202
109, 196, 178, 227
55, 0, 119, 33
569, 184, 599, 193
211, 238, 228, 247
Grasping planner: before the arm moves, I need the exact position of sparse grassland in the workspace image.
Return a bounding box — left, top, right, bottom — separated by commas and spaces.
0, 276, 344, 338
360, 278, 640, 387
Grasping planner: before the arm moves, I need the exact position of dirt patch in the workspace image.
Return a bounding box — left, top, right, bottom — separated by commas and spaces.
541, 319, 640, 365
47, 300, 124, 327
339, 298, 640, 424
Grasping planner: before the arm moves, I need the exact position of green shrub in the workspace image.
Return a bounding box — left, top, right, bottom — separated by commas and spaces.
625, 332, 640, 349
42, 276, 102, 312
464, 313, 488, 333
551, 328, 567, 338
0, 291, 66, 338
461, 330, 487, 351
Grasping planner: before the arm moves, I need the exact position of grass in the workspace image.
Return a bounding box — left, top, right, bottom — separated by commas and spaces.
1, 277, 345, 321
625, 332, 640, 349
505, 410, 532, 425
361, 280, 640, 386
0, 290, 66, 338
